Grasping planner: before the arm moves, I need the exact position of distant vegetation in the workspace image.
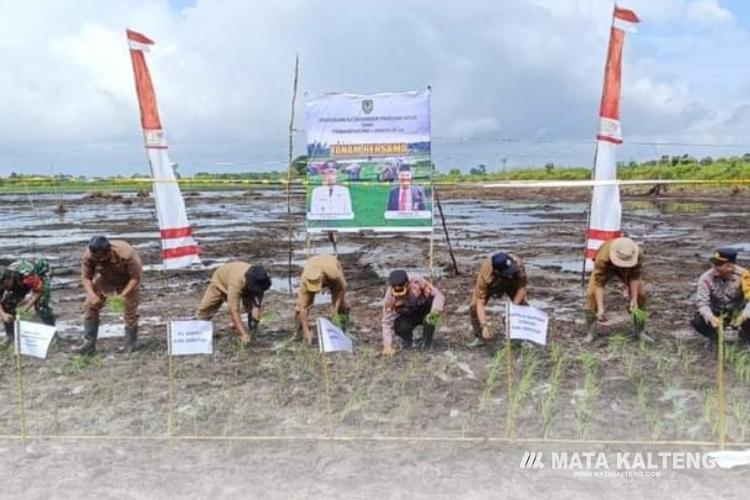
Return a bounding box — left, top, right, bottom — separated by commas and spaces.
2, 153, 750, 194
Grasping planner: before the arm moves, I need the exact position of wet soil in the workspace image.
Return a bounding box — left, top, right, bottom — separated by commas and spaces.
1, 186, 749, 497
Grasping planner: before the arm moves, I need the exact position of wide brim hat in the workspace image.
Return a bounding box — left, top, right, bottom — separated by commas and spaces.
609, 237, 639, 268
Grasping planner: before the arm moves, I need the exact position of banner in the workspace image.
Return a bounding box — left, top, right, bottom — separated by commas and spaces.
15, 320, 56, 359
507, 303, 549, 346
584, 5, 639, 266
317, 317, 354, 354
169, 320, 213, 356
127, 29, 201, 269
305, 90, 433, 232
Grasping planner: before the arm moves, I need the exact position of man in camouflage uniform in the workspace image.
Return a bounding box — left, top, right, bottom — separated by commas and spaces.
0, 258, 55, 347
692, 248, 750, 348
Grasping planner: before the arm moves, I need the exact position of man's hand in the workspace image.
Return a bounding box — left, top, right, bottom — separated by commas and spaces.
248, 316, 259, 335
382, 345, 395, 357
0, 311, 12, 323
239, 332, 252, 346
709, 315, 721, 328
85, 292, 102, 307
481, 323, 493, 341
732, 313, 747, 328
425, 312, 442, 327
628, 299, 639, 313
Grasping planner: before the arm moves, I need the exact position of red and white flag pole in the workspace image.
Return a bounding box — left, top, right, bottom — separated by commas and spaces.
583, 5, 639, 269
126, 29, 201, 269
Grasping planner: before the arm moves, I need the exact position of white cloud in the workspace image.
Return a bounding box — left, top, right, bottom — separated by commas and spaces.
685, 0, 734, 27
0, 0, 749, 173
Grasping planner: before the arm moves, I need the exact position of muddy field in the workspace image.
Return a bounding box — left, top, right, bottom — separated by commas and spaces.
1, 186, 749, 497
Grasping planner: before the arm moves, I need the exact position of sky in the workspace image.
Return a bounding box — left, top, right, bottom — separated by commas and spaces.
2, 0, 750, 176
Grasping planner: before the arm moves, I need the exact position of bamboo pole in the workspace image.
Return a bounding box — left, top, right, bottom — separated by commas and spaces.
504, 301, 515, 439
286, 55, 300, 296
717, 321, 726, 449
13, 321, 27, 440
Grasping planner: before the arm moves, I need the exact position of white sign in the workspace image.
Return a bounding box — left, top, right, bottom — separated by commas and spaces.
317, 317, 354, 354
706, 450, 750, 469
16, 320, 56, 359
507, 303, 549, 345
169, 320, 213, 356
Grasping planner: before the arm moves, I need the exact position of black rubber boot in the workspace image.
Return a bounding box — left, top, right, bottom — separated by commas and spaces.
422, 324, 435, 350
2, 321, 14, 348
72, 319, 99, 355
584, 311, 597, 343
118, 325, 138, 353
292, 315, 303, 342
400, 332, 413, 349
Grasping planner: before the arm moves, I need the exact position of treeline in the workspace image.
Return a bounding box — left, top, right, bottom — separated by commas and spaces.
3, 153, 750, 191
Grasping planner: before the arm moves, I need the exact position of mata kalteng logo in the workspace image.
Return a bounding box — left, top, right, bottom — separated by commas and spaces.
520, 451, 718, 473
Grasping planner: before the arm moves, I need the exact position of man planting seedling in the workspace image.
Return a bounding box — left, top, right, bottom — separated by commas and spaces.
467, 252, 528, 348
196, 262, 272, 346
584, 237, 649, 343
692, 248, 750, 350
381, 269, 444, 356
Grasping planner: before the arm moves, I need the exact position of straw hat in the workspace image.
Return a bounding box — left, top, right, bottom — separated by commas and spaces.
609, 237, 639, 268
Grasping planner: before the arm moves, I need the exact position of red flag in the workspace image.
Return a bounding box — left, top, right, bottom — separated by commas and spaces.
585, 5, 639, 261
126, 29, 201, 269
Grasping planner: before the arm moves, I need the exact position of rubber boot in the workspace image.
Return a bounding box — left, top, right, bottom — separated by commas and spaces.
400, 332, 413, 350
72, 319, 99, 355
118, 325, 138, 353
1, 321, 14, 349
422, 324, 435, 350
584, 311, 598, 343
292, 315, 303, 342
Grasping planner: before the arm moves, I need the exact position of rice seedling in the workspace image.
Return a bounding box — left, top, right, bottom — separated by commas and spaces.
632, 307, 647, 332
509, 345, 540, 429
541, 342, 568, 437
724, 344, 750, 383
574, 352, 600, 440
479, 343, 509, 413
730, 388, 750, 441
107, 295, 124, 313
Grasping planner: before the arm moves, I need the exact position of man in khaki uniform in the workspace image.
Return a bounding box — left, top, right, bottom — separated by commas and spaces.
73, 236, 143, 355
295, 254, 348, 346
585, 237, 646, 342
467, 252, 528, 347
195, 262, 271, 345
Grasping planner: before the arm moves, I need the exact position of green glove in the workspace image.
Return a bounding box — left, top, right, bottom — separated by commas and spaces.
425, 311, 442, 327
331, 313, 350, 331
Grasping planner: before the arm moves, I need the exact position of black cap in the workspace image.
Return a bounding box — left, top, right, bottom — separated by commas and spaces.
388, 269, 409, 287
88, 235, 111, 253
398, 163, 411, 173
246, 265, 271, 292
491, 252, 519, 277
710, 248, 738, 265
